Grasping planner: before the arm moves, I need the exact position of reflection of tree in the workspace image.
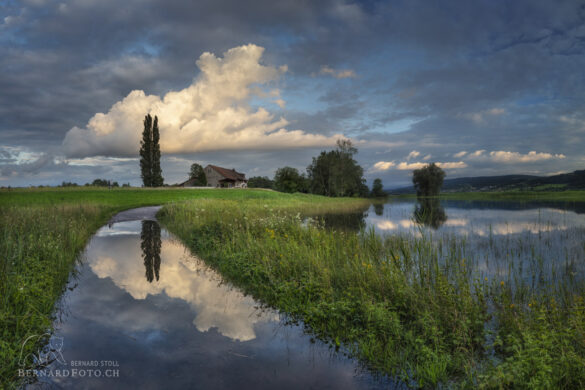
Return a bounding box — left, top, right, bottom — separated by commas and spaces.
373, 203, 384, 216
414, 197, 447, 230
141, 220, 161, 283
319, 204, 370, 232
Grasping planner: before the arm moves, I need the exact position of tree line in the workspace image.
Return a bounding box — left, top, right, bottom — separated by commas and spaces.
248, 139, 386, 198
135, 113, 445, 197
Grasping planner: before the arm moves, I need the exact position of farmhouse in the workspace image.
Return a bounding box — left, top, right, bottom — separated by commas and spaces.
179, 165, 248, 188
205, 165, 248, 188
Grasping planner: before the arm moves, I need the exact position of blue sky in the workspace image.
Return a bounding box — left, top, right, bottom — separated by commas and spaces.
1, 0, 584, 188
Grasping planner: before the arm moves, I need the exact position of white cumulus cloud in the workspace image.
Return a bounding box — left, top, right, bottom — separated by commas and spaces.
406, 150, 420, 160
371, 161, 395, 171
372, 160, 466, 171
63, 44, 342, 158
488, 150, 566, 163
397, 161, 467, 170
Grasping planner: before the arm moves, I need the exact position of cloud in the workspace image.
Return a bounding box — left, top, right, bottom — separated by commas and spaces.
461, 149, 566, 163
436, 161, 468, 169
372, 160, 466, 171
319, 66, 357, 79
371, 161, 395, 171
63, 45, 342, 158
396, 161, 467, 170
488, 150, 566, 163
462, 108, 506, 123
453, 151, 467, 158
469, 150, 486, 157
406, 150, 420, 160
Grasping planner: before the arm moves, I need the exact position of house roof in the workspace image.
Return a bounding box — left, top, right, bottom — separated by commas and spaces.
207, 165, 247, 181
177, 177, 198, 186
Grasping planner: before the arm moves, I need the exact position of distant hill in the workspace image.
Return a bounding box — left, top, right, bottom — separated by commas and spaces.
388, 169, 585, 194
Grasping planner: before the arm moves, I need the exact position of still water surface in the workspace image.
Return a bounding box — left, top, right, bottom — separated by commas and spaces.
364, 199, 585, 286
34, 207, 394, 389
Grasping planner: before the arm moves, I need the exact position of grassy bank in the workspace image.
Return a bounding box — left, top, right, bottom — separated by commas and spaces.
159, 197, 585, 388
3, 187, 585, 388
0, 187, 322, 388
160, 199, 487, 386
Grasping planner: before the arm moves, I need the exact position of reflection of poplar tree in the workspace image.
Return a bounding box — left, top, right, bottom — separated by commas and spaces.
141, 220, 162, 283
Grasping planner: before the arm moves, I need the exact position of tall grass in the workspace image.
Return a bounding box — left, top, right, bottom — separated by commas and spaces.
0, 204, 111, 385
160, 198, 585, 388
159, 199, 489, 387
1, 187, 333, 388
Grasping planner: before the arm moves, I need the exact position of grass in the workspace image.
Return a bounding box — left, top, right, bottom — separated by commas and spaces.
159, 199, 488, 387
159, 195, 585, 388
2, 187, 585, 388
0, 187, 339, 388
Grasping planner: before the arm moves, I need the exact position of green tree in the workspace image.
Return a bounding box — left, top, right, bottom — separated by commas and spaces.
248, 176, 274, 189
189, 163, 207, 186
140, 114, 164, 187
307, 139, 368, 197
412, 163, 445, 197
151, 116, 164, 187
274, 167, 307, 193
370, 178, 386, 197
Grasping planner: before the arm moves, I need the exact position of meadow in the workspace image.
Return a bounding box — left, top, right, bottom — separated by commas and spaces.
160, 197, 585, 388
1, 187, 585, 388
0, 187, 359, 386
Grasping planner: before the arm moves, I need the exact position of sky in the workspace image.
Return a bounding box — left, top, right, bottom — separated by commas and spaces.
1, 0, 584, 188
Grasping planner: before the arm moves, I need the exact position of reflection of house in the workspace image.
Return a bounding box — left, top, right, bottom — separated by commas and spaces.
205, 165, 248, 188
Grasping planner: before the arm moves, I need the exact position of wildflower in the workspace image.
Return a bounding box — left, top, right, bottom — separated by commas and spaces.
484, 277, 488, 282
500, 281, 505, 286
509, 304, 514, 309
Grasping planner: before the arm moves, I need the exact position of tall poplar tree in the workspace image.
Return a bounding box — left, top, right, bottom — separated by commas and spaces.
139, 114, 164, 187
151, 116, 164, 186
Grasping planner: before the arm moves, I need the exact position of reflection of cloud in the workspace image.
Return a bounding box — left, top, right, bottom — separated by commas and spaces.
473, 222, 568, 236
376, 220, 397, 230
444, 218, 468, 227
88, 222, 277, 341
399, 220, 414, 228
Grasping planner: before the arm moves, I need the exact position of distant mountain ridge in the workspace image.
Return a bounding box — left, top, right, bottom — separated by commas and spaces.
388, 169, 585, 194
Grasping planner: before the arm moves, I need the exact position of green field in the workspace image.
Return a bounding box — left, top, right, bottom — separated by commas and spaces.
0, 187, 367, 388
2, 187, 585, 388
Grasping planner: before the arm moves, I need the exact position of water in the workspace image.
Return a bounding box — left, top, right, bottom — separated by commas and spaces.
362, 199, 585, 288
29, 207, 395, 389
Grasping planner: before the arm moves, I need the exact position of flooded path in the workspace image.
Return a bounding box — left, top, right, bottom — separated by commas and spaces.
32, 207, 394, 389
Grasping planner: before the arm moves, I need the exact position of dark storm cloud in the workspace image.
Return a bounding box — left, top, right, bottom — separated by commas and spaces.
1, 0, 585, 186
